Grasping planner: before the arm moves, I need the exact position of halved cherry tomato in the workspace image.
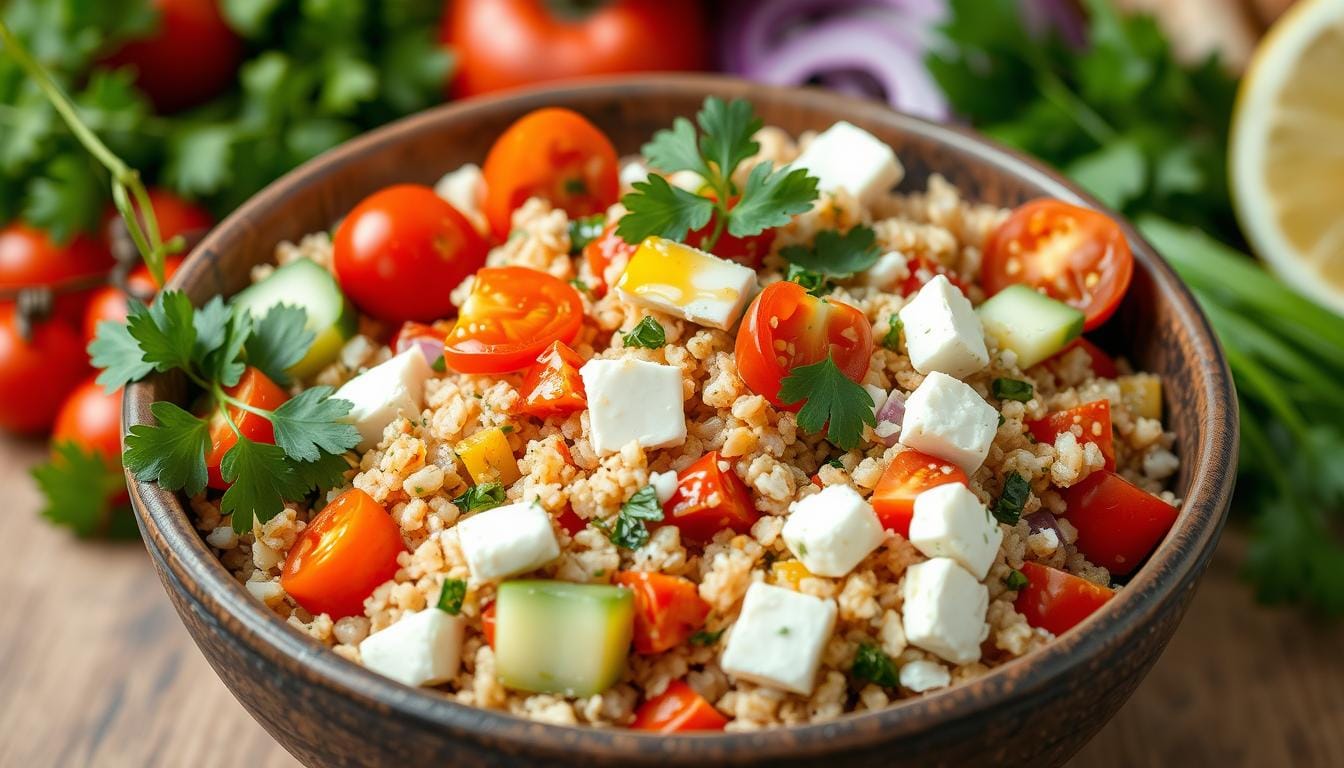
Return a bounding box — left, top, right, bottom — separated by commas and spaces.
613, 571, 710, 655
482, 108, 619, 239
899, 253, 968, 298
632, 680, 728, 733
685, 196, 777, 269
582, 222, 637, 297
662, 451, 759, 544
518, 341, 587, 418
481, 601, 497, 646
83, 256, 184, 343
280, 489, 405, 619
1014, 561, 1113, 635
333, 184, 487, 324
1061, 470, 1179, 576
734, 281, 873, 410
556, 505, 588, 537
1027, 400, 1116, 471
0, 223, 115, 321
442, 267, 584, 374
870, 450, 970, 537
205, 367, 289, 490
0, 306, 90, 434
983, 199, 1134, 330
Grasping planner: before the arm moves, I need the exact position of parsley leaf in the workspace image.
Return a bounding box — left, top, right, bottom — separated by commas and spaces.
200, 306, 249, 388
89, 312, 154, 394
778, 354, 876, 451
437, 579, 467, 615
268, 386, 359, 463
786, 264, 831, 297
696, 96, 761, 181
992, 473, 1031, 525
244, 303, 315, 385
453, 482, 505, 513
882, 315, 903, 351
129, 291, 199, 374
622, 316, 666, 349
641, 116, 709, 177
851, 643, 901, 688
992, 378, 1034, 402
32, 441, 137, 539
220, 438, 310, 533
287, 450, 352, 494
122, 401, 212, 498
605, 485, 663, 550
726, 161, 818, 238
616, 174, 715, 244
779, 225, 881, 277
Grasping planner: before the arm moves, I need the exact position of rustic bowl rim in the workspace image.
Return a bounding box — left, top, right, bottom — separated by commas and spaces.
125, 74, 1237, 762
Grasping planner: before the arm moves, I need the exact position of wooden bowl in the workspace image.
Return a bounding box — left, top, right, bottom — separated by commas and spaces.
125, 75, 1237, 767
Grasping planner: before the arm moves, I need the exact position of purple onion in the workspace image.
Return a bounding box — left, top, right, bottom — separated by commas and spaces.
875, 391, 906, 447
1026, 511, 1066, 542
402, 336, 444, 368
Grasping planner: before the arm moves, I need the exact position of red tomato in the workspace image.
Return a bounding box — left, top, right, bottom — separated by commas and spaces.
734, 281, 873, 410
662, 452, 759, 544
870, 450, 970, 537
1058, 337, 1119, 378
556, 505, 588, 537
333, 185, 488, 324
1015, 561, 1113, 635
205, 368, 289, 490
0, 224, 115, 320
899, 253, 968, 297
983, 199, 1134, 330
581, 223, 637, 297
685, 197, 777, 269
53, 378, 123, 463
83, 256, 184, 342
101, 0, 242, 112
1027, 400, 1116, 472
612, 571, 710, 655
0, 306, 90, 434
443, 0, 709, 98
1061, 470, 1179, 576
481, 108, 619, 239
280, 489, 405, 619
632, 680, 728, 733
517, 341, 587, 418
481, 601, 497, 646
442, 267, 584, 374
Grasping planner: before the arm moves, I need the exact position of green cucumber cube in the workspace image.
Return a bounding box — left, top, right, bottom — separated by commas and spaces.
977, 285, 1085, 369
494, 580, 634, 697
231, 258, 357, 379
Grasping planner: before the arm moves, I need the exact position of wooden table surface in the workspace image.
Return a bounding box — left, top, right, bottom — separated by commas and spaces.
2, 437, 1340, 768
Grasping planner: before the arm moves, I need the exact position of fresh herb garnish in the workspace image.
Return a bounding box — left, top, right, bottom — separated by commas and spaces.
618, 97, 819, 249
603, 484, 664, 550
825, 458, 844, 470
992, 473, 1031, 525
778, 353, 877, 451
622, 316, 666, 349
779, 225, 881, 279
568, 214, 607, 253
568, 277, 590, 294
882, 315, 903, 351
690, 627, 725, 646
437, 579, 467, 615
31, 442, 138, 539
786, 264, 831, 297
453, 482, 505, 513
851, 642, 901, 688
431, 355, 447, 373
992, 378, 1034, 402
1005, 569, 1029, 591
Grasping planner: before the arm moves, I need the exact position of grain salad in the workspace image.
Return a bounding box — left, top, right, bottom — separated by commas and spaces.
162, 99, 1182, 732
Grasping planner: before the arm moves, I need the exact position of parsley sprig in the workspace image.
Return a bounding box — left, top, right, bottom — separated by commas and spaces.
598, 485, 664, 550
621, 316, 666, 349
31, 441, 139, 539
780, 226, 881, 279
617, 97, 819, 249
851, 643, 901, 688
778, 353, 876, 451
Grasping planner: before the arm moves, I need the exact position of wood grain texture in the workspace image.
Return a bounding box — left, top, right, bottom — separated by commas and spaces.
2, 437, 1339, 766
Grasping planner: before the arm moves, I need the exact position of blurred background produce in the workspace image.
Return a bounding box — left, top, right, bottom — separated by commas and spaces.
1, 0, 1340, 618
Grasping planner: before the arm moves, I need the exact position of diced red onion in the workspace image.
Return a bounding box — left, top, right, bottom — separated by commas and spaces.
401, 336, 445, 367
1026, 511, 1065, 542
875, 391, 906, 447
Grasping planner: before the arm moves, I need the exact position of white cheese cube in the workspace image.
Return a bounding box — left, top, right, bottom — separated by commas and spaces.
720, 582, 838, 695
614, 237, 757, 331
650, 470, 679, 504
909, 483, 1003, 579
618, 157, 650, 192
334, 349, 433, 452
456, 500, 561, 582
899, 659, 951, 692
899, 371, 999, 473
902, 557, 989, 665
358, 609, 466, 687
899, 275, 989, 378
579, 358, 686, 455
859, 250, 911, 288
792, 121, 903, 204
782, 485, 885, 577
433, 164, 487, 235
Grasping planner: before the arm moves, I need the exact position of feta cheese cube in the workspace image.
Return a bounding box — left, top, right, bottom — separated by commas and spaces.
456, 500, 561, 582
902, 557, 989, 665
615, 236, 757, 330
792, 121, 903, 204
358, 609, 466, 687
720, 582, 838, 695
899, 275, 989, 378
899, 659, 951, 692
899, 371, 999, 473
909, 483, 1003, 579
579, 358, 686, 455
334, 349, 433, 452
782, 485, 885, 577
859, 250, 911, 289
650, 470, 679, 504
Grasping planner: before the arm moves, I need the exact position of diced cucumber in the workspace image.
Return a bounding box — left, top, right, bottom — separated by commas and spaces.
494, 580, 633, 697
977, 285, 1084, 369
231, 258, 357, 379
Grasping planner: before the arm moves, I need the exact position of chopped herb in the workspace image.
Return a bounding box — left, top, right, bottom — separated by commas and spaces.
622, 316, 666, 349
992, 473, 1031, 525
453, 482, 505, 513
992, 378, 1034, 402
851, 642, 901, 688
778, 353, 877, 451
777, 626, 791, 636
779, 225, 881, 278
826, 458, 844, 470
1005, 569, 1029, 591
437, 579, 467, 615
500, 425, 514, 434
605, 485, 664, 550
431, 355, 447, 373
786, 263, 831, 297
593, 568, 606, 577
567, 214, 607, 253
998, 413, 1006, 427
690, 628, 725, 646
796, 541, 808, 556
882, 315, 903, 350
568, 277, 590, 294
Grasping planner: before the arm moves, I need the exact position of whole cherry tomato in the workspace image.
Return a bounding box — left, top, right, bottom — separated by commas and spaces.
83, 256, 184, 343
333, 185, 488, 324
442, 267, 584, 374
1014, 561, 1113, 636
53, 378, 124, 463
101, 0, 243, 112
1027, 400, 1116, 471
517, 340, 587, 418
632, 680, 728, 733
662, 451, 759, 544
0, 306, 90, 434
734, 281, 873, 409
613, 571, 710, 655
443, 0, 709, 98
0, 224, 115, 321
281, 488, 406, 619
983, 199, 1134, 330
482, 108, 619, 239
870, 450, 970, 537
205, 367, 289, 490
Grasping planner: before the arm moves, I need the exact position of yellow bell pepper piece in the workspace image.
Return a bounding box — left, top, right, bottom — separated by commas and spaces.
1118, 374, 1162, 421
771, 560, 813, 590
456, 427, 520, 486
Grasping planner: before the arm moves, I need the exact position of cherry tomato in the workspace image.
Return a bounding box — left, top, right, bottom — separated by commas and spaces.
1062, 470, 1179, 575
100, 0, 242, 112
0, 306, 90, 434
280, 489, 405, 619
556, 505, 588, 537
582, 222, 637, 297
482, 108, 619, 239
481, 601, 497, 646
1027, 400, 1116, 471
983, 199, 1134, 330
1015, 561, 1113, 635
333, 185, 487, 324
442, 267, 584, 374
443, 0, 709, 98
612, 571, 710, 655
685, 197, 776, 269
899, 253, 968, 298
1058, 337, 1119, 379
662, 451, 759, 544
0, 224, 115, 320
83, 256, 184, 343
632, 680, 728, 733
517, 341, 587, 418
870, 450, 970, 537
205, 367, 289, 490
53, 378, 123, 463
734, 281, 873, 410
